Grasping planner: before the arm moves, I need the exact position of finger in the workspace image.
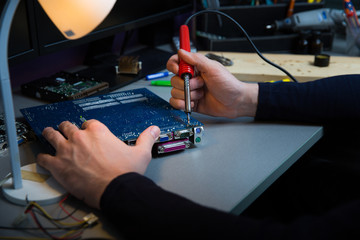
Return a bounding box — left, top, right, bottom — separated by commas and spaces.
169, 97, 196, 111
42, 127, 67, 150
171, 87, 204, 102
171, 87, 184, 100
58, 121, 80, 138
81, 119, 99, 130
169, 97, 185, 110
190, 76, 205, 90
178, 50, 227, 77
170, 75, 184, 90
177, 49, 210, 71
136, 126, 160, 151
36, 153, 59, 173
166, 54, 180, 74
171, 75, 204, 91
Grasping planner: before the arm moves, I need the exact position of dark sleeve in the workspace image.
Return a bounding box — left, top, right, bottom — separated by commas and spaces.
99, 172, 259, 239
100, 75, 360, 239
256, 74, 360, 123
100, 173, 360, 240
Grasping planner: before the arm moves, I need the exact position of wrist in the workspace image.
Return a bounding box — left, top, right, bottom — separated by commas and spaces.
85, 176, 114, 209
236, 82, 259, 118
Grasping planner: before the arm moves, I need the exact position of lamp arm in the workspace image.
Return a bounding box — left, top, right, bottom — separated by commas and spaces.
0, 0, 22, 189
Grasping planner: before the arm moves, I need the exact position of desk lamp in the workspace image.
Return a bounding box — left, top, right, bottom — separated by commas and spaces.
0, 0, 116, 205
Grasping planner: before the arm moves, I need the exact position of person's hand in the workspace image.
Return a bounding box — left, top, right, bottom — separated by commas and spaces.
37, 120, 160, 209
167, 50, 259, 118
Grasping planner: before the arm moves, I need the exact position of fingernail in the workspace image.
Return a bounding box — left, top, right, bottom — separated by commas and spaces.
150, 126, 160, 139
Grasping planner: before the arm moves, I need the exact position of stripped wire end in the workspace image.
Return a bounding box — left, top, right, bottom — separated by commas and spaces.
83, 213, 99, 227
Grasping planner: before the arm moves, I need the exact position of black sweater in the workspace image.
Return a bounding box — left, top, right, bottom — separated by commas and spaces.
100, 75, 360, 239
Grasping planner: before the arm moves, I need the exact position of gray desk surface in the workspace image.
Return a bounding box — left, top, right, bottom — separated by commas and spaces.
0, 77, 323, 238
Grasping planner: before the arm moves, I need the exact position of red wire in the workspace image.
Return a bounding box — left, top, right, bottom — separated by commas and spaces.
29, 208, 85, 240
59, 194, 82, 222
25, 196, 86, 239
29, 210, 60, 240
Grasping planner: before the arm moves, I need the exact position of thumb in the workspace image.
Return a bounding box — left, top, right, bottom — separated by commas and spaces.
178, 49, 208, 73
178, 49, 196, 66
136, 126, 160, 150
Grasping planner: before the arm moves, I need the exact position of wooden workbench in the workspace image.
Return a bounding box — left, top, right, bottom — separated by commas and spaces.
199, 51, 360, 82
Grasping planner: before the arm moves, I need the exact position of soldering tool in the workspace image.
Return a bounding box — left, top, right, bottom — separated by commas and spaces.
179, 25, 194, 125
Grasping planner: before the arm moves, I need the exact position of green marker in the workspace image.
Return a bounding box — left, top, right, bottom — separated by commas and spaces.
151, 80, 172, 87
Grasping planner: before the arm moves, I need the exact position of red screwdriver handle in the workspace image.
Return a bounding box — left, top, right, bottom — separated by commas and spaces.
179, 25, 194, 79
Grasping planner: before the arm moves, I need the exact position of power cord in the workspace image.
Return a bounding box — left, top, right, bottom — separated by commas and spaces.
184, 9, 299, 83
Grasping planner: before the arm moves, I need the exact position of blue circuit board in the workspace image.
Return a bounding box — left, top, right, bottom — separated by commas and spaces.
20, 88, 203, 143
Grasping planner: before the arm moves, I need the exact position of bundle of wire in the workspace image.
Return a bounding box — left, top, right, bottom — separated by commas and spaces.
0, 194, 96, 240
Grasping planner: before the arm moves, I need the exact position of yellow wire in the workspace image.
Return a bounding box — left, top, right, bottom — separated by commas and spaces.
0, 202, 91, 240
29, 202, 87, 226
60, 224, 88, 238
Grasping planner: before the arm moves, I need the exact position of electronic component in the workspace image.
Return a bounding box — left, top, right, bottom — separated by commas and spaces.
157, 132, 174, 143
20, 88, 204, 155
21, 71, 109, 102
155, 139, 191, 154
174, 128, 193, 139
83, 213, 99, 226
191, 126, 204, 145
0, 114, 33, 154
126, 132, 174, 146
117, 55, 142, 75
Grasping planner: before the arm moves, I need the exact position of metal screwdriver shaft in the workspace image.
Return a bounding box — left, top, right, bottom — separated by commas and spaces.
178, 25, 194, 125
184, 74, 191, 123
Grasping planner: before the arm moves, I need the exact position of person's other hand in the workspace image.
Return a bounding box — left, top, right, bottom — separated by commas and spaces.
167, 50, 258, 118
37, 120, 160, 209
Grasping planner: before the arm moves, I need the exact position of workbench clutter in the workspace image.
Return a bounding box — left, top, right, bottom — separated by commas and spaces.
343, 0, 360, 55
195, 1, 334, 53
200, 51, 360, 82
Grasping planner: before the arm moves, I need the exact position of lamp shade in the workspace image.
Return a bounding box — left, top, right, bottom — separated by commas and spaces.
0, 0, 117, 206
38, 0, 116, 40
